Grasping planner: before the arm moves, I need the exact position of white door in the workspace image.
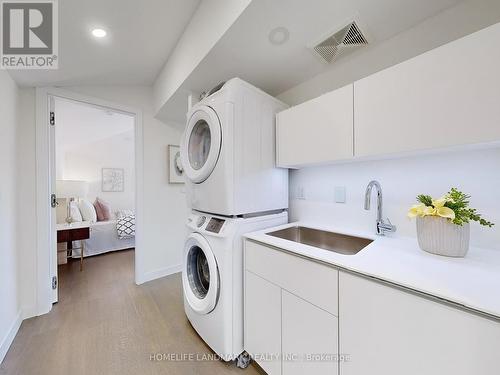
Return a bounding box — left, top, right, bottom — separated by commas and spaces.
180, 106, 222, 183
182, 233, 220, 314
244, 270, 282, 375
282, 290, 338, 375
49, 95, 58, 303
339, 271, 500, 375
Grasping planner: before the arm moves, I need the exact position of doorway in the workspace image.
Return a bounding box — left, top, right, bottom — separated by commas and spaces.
35, 88, 144, 312
53, 97, 136, 302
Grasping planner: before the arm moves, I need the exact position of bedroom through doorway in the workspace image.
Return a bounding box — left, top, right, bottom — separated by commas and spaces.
53, 97, 136, 304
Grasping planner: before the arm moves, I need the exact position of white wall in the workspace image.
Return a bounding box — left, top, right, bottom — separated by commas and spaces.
60, 130, 136, 214
0, 71, 21, 362
289, 148, 500, 250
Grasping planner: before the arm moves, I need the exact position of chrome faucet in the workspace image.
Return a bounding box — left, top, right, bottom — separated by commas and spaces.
364, 180, 396, 236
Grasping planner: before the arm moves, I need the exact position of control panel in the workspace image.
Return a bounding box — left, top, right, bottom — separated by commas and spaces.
196, 216, 207, 228
206, 218, 225, 233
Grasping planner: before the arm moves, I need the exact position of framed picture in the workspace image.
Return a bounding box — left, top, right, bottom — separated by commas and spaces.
102, 168, 124, 192
168, 145, 184, 184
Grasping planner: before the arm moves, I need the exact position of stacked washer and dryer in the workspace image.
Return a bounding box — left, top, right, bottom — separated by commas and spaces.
180, 78, 288, 366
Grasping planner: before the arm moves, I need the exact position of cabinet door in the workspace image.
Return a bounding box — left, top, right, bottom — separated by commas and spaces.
282, 291, 338, 375
339, 271, 500, 375
276, 84, 353, 167
354, 23, 500, 157
244, 271, 281, 375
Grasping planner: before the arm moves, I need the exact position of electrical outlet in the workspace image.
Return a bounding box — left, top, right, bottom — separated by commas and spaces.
334, 186, 346, 203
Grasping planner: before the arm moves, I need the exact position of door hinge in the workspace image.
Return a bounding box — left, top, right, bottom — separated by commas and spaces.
52, 276, 57, 290
49, 111, 55, 126
51, 193, 58, 208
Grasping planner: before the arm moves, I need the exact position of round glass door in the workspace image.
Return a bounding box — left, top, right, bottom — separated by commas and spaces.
188, 120, 211, 171
182, 233, 219, 314
181, 106, 222, 183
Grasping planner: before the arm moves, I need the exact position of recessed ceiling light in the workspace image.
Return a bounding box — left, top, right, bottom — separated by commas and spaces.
268, 27, 290, 46
91, 28, 107, 38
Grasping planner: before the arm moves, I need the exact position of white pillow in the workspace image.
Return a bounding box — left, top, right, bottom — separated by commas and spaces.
116, 209, 134, 219
69, 201, 83, 222
78, 199, 97, 222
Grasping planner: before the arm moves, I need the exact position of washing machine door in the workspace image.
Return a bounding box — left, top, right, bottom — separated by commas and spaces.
181, 106, 222, 183
182, 233, 220, 314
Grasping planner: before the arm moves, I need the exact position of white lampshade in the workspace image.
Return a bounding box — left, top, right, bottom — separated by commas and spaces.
56, 180, 88, 199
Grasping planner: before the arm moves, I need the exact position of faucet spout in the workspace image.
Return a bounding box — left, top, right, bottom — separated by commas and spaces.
364, 180, 395, 236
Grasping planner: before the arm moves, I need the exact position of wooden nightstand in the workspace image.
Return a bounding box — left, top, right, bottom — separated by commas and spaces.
56, 222, 91, 271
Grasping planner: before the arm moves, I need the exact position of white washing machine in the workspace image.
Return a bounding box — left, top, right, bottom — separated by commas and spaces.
180, 78, 289, 216
182, 210, 287, 362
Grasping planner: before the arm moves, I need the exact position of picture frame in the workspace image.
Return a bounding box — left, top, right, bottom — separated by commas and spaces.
168, 145, 184, 184
102, 168, 124, 192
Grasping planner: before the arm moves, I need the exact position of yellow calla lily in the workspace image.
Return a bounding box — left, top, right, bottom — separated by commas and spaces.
431, 197, 447, 208
435, 206, 455, 219
408, 195, 456, 220
407, 204, 426, 218
423, 206, 436, 216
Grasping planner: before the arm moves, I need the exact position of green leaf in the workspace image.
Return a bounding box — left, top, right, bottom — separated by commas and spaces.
417, 194, 433, 207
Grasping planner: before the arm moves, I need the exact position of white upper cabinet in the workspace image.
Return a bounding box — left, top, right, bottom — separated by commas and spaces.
276, 84, 354, 168
354, 22, 500, 157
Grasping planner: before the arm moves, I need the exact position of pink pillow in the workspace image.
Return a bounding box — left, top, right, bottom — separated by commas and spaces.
94, 197, 111, 221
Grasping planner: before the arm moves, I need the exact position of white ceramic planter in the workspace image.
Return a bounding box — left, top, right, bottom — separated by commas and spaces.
416, 216, 470, 257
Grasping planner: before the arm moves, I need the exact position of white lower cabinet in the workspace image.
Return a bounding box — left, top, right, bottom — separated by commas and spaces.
245, 241, 500, 375
282, 290, 338, 375
244, 270, 282, 375
244, 240, 339, 375
339, 271, 500, 375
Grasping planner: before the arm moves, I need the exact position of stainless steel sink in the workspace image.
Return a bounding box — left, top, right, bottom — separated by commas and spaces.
267, 226, 373, 255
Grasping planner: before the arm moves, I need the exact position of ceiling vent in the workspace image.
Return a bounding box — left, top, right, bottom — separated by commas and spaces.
312, 21, 368, 63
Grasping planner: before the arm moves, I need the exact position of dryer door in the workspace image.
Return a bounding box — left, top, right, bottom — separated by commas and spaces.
182, 233, 220, 314
181, 106, 222, 183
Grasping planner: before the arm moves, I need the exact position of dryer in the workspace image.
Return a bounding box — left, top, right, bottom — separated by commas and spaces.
180, 78, 289, 216
182, 210, 287, 362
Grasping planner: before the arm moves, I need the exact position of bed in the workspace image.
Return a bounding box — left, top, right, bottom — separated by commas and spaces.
71, 219, 135, 258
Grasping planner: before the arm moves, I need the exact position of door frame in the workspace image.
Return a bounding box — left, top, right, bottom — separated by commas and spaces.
35, 87, 144, 316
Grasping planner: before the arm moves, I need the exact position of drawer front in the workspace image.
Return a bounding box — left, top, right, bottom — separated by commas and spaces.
57, 227, 90, 242
245, 240, 338, 315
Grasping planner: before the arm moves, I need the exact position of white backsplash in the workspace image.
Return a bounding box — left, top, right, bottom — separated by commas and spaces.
289, 148, 500, 250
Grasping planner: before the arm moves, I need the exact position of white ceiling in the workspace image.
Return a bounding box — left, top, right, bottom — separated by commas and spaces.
9, 0, 200, 87
55, 97, 134, 152
158, 0, 483, 122
203, 0, 461, 95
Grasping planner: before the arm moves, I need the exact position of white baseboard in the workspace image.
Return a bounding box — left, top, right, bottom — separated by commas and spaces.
0, 311, 22, 364
136, 263, 182, 285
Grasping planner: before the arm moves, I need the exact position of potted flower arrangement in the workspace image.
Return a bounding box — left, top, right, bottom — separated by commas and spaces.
408, 188, 494, 257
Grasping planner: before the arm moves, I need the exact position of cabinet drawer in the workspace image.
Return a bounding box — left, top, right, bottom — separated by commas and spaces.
245, 240, 338, 315
57, 227, 90, 243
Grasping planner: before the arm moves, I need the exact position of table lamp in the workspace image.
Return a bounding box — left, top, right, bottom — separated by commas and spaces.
56, 180, 89, 224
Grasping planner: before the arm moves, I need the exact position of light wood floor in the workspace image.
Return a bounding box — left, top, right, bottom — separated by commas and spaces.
0, 250, 262, 375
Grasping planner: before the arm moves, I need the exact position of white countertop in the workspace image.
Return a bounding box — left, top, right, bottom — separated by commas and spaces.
244, 222, 500, 319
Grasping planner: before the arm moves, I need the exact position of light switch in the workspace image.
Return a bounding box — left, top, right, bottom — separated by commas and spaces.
297, 186, 305, 200
334, 186, 346, 203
